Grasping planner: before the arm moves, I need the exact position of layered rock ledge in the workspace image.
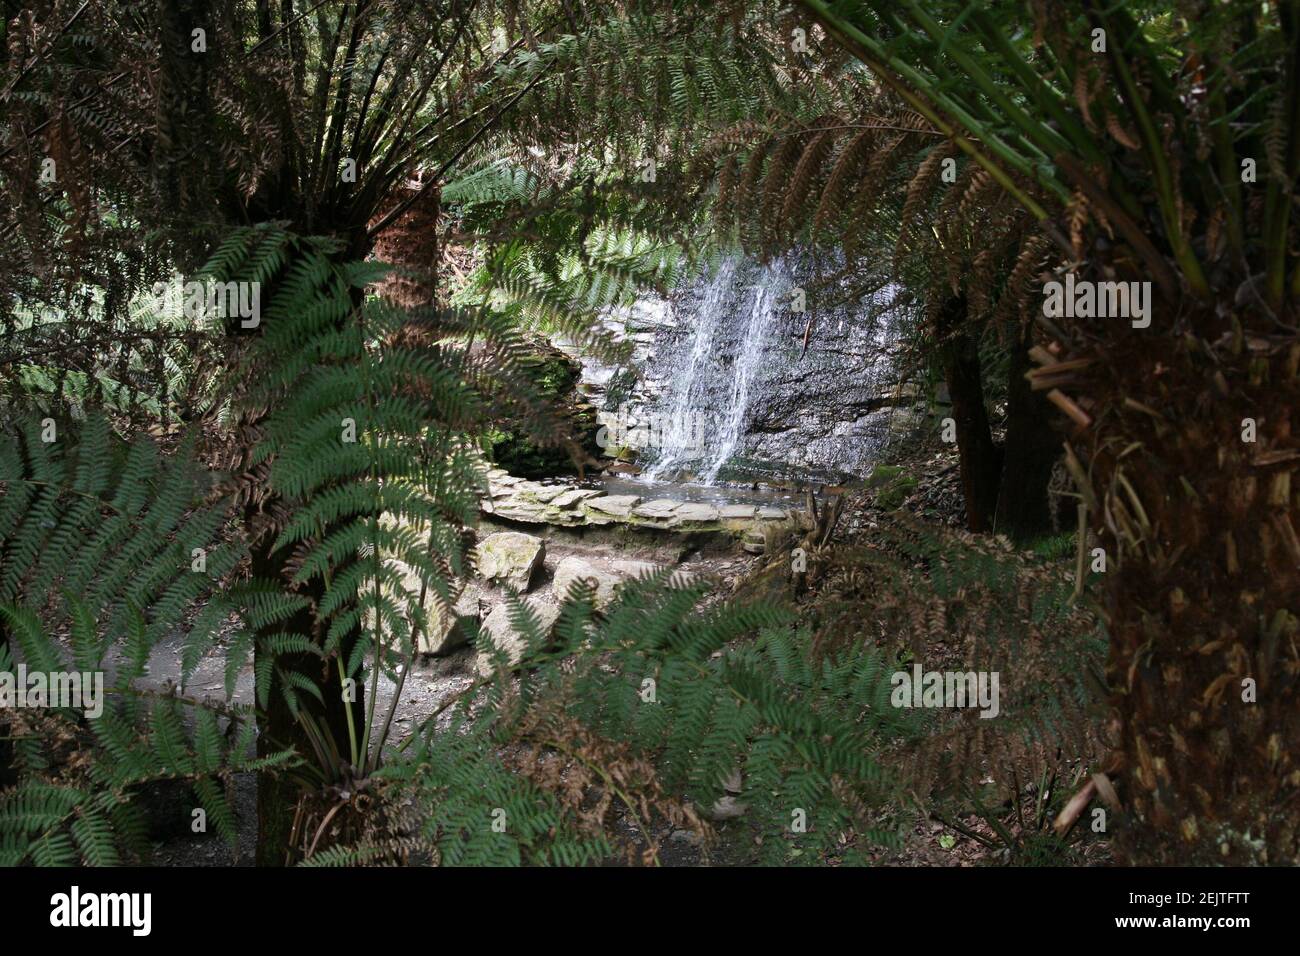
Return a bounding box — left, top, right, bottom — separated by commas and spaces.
480, 469, 792, 532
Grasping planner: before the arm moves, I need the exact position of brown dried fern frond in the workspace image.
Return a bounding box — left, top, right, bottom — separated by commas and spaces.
805, 512, 1108, 800
759, 128, 813, 256
778, 122, 843, 240
813, 126, 888, 232
894, 142, 958, 273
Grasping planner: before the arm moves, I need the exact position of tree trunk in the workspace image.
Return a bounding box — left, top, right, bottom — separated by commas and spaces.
938, 295, 1001, 532
994, 326, 1060, 541
1083, 311, 1300, 864
251, 531, 366, 866
248, 256, 371, 867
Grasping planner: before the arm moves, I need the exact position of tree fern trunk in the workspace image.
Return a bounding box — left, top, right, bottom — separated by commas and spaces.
1090, 314, 1300, 864
938, 295, 1001, 531
994, 328, 1058, 542
251, 531, 366, 866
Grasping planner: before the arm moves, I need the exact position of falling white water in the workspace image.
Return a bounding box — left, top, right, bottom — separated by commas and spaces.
641, 257, 738, 481
643, 255, 794, 484
699, 259, 791, 482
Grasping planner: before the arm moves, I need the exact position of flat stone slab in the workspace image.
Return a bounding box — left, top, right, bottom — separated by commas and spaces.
718, 504, 756, 531
548, 488, 602, 509
585, 495, 642, 520
675, 502, 719, 520
720, 504, 756, 519
478, 471, 800, 540
633, 499, 684, 518
526, 485, 563, 503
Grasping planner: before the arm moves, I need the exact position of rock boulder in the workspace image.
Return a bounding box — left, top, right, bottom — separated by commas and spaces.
474, 597, 561, 676
476, 532, 546, 591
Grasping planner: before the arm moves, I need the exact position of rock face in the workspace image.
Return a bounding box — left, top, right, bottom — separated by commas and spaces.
474, 597, 561, 676
476, 531, 545, 591
420, 583, 483, 656
561, 254, 926, 483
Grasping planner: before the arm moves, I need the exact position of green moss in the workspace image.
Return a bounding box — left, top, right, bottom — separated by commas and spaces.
867, 465, 917, 509
525, 351, 579, 394
487, 433, 566, 478
866, 464, 905, 488
486, 340, 599, 478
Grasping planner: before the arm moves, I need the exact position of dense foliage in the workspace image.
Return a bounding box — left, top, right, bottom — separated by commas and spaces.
1, 0, 1294, 867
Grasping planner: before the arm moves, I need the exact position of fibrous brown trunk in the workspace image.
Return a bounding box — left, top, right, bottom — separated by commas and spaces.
1074, 305, 1300, 865
938, 295, 1001, 532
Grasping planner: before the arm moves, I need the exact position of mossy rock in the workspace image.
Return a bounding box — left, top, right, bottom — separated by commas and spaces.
867, 464, 917, 510
484, 337, 600, 478
865, 464, 905, 487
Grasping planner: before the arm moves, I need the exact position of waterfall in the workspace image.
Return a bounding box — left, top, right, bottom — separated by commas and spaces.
592, 250, 909, 486
639, 257, 737, 481
698, 259, 790, 482
642, 255, 794, 484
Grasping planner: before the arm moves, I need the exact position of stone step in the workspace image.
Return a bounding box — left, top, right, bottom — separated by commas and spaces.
741, 528, 767, 555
